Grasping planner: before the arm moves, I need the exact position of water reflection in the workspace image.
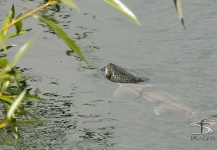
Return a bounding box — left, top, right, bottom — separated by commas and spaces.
0, 62, 116, 149
17, 87, 116, 149
83, 12, 97, 20
44, 0, 60, 12
0, 66, 41, 146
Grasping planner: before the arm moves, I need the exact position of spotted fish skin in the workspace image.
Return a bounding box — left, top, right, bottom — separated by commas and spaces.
105, 63, 142, 83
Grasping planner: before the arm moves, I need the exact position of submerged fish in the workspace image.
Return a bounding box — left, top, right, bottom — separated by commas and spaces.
104, 63, 143, 83
114, 83, 207, 120
104, 63, 216, 126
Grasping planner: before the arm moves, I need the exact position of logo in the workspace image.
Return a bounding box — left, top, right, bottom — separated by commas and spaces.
191, 119, 216, 141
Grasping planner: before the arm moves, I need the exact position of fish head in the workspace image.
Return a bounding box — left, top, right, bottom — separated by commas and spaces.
105, 63, 114, 80
105, 63, 141, 83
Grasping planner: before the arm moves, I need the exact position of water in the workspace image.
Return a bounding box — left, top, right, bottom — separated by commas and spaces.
1, 0, 217, 149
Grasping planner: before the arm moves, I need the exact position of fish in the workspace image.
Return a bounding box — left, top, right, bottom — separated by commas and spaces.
104, 63, 216, 127
104, 63, 144, 83
113, 83, 209, 121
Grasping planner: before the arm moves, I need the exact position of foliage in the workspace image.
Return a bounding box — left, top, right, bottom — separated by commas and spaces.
0, 36, 41, 139
0, 0, 83, 139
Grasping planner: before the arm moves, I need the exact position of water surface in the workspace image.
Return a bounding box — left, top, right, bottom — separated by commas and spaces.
1, 0, 217, 149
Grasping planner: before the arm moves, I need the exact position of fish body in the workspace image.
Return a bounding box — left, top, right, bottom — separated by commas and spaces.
105, 63, 142, 83
104, 63, 215, 124
114, 83, 206, 120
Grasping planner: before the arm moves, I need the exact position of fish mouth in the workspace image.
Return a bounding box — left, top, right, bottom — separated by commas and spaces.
105, 67, 112, 79
105, 67, 109, 75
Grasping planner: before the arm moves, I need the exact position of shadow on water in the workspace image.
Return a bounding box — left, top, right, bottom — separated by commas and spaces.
1, 0, 116, 149
1, 1, 110, 148
0, 63, 116, 149
36, 1, 100, 70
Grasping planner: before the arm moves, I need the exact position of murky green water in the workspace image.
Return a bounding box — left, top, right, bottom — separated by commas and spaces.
1, 0, 217, 149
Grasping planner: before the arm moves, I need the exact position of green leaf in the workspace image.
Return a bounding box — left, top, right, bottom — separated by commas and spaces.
0, 80, 10, 93
9, 4, 15, 21
11, 118, 19, 139
35, 15, 87, 62
3, 102, 10, 118
0, 73, 18, 81
174, 0, 185, 29
0, 58, 9, 68
104, 0, 140, 25
5, 29, 32, 40
2, 4, 15, 36
0, 44, 17, 52
2, 16, 9, 29
61, 0, 79, 11
16, 120, 43, 125
0, 120, 8, 129
0, 95, 14, 104
15, 20, 22, 34
0, 30, 6, 51
11, 35, 37, 67
4, 102, 19, 139
7, 89, 26, 119
2, 4, 15, 29
0, 74, 15, 80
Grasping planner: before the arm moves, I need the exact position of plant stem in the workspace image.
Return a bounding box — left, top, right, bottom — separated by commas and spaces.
3, 1, 58, 31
